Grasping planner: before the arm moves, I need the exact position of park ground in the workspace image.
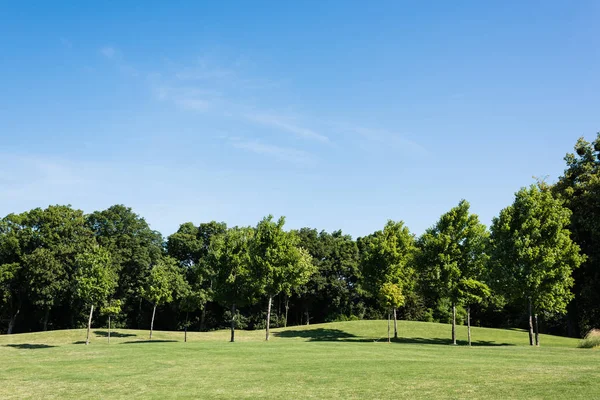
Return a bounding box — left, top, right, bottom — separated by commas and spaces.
0, 320, 599, 399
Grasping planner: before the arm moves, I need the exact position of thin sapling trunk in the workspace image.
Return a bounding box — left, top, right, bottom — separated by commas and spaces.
452, 303, 457, 345
230, 304, 236, 343
393, 307, 398, 339
534, 313, 540, 346
7, 308, 19, 335
387, 311, 391, 343
284, 296, 289, 328
528, 298, 534, 346
108, 315, 111, 344
150, 304, 157, 340
266, 296, 273, 341
85, 304, 94, 345
467, 306, 471, 346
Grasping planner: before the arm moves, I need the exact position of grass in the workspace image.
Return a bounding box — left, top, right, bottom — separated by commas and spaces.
579, 329, 600, 349
0, 320, 598, 399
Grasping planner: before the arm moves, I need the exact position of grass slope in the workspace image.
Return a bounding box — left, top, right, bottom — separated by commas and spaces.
0, 321, 598, 399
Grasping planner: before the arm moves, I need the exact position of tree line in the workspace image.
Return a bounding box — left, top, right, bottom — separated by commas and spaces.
1, 133, 599, 344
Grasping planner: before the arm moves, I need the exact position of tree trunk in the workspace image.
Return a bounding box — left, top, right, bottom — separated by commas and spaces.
185, 311, 189, 342
387, 311, 391, 343
230, 304, 236, 343
284, 296, 289, 328
108, 316, 111, 344
200, 307, 206, 331
393, 307, 398, 339
266, 295, 273, 341
149, 304, 157, 340
467, 306, 471, 346
452, 303, 457, 345
528, 298, 534, 346
534, 313, 540, 346
7, 308, 19, 334
43, 309, 50, 331
305, 307, 310, 326
85, 304, 94, 345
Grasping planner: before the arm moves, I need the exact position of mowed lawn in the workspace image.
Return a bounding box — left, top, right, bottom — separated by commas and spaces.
0, 320, 598, 399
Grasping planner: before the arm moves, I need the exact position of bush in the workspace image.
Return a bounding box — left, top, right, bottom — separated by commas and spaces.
578, 329, 600, 349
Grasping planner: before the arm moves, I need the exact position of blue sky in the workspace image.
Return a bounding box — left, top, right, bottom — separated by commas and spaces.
1, 1, 599, 238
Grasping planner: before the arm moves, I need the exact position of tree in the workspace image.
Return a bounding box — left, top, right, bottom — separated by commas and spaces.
553, 134, 600, 336
140, 257, 189, 340
490, 185, 585, 346
379, 282, 404, 342
87, 205, 164, 328
73, 247, 117, 345
100, 299, 122, 344
417, 200, 490, 345
360, 220, 415, 339
251, 215, 315, 341
295, 229, 363, 326
0, 213, 24, 334
210, 226, 256, 342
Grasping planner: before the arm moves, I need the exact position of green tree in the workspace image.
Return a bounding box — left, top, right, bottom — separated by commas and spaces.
553, 133, 600, 335
417, 200, 490, 345
210, 226, 256, 342
0, 213, 24, 334
141, 257, 189, 340
295, 229, 363, 326
87, 205, 164, 328
379, 282, 404, 342
360, 220, 415, 339
100, 299, 122, 344
490, 185, 585, 346
73, 247, 118, 345
251, 215, 315, 341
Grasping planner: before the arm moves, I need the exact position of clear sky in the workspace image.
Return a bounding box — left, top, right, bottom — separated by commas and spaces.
1, 1, 599, 238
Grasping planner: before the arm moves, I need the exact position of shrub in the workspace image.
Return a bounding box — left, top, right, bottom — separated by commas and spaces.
578, 329, 600, 349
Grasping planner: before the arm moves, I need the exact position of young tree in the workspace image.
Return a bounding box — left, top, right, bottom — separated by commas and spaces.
379, 282, 404, 342
360, 220, 415, 339
73, 247, 118, 345
417, 200, 490, 345
100, 299, 122, 344
251, 215, 315, 341
490, 184, 585, 346
141, 257, 189, 340
210, 226, 256, 342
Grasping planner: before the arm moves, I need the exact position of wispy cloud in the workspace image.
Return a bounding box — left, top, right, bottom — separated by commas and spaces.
244, 113, 329, 143
227, 137, 316, 166
345, 126, 428, 155
100, 46, 116, 59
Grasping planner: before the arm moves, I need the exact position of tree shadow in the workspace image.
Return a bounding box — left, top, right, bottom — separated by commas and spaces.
121, 340, 178, 344
4, 344, 56, 349
94, 330, 136, 338
274, 328, 360, 341
391, 337, 515, 347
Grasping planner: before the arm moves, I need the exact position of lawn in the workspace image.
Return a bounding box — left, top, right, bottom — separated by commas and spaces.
0, 320, 598, 399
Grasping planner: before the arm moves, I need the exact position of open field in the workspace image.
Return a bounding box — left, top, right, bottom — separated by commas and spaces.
1, 320, 598, 399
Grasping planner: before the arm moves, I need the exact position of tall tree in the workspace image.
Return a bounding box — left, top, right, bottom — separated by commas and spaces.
0, 213, 24, 334
251, 215, 315, 341
553, 134, 600, 336
73, 247, 117, 345
140, 257, 189, 340
417, 200, 490, 345
87, 205, 164, 328
490, 185, 585, 346
360, 220, 415, 339
210, 226, 256, 342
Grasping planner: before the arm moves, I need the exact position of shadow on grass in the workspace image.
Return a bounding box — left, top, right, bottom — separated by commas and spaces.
121, 340, 178, 344
94, 330, 136, 338
5, 344, 56, 349
274, 328, 361, 341
274, 329, 515, 346
391, 337, 515, 347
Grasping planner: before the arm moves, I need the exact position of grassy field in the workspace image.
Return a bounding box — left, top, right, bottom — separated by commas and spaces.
0, 320, 598, 399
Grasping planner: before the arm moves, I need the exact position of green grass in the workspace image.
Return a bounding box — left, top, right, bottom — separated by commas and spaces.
0, 320, 598, 399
